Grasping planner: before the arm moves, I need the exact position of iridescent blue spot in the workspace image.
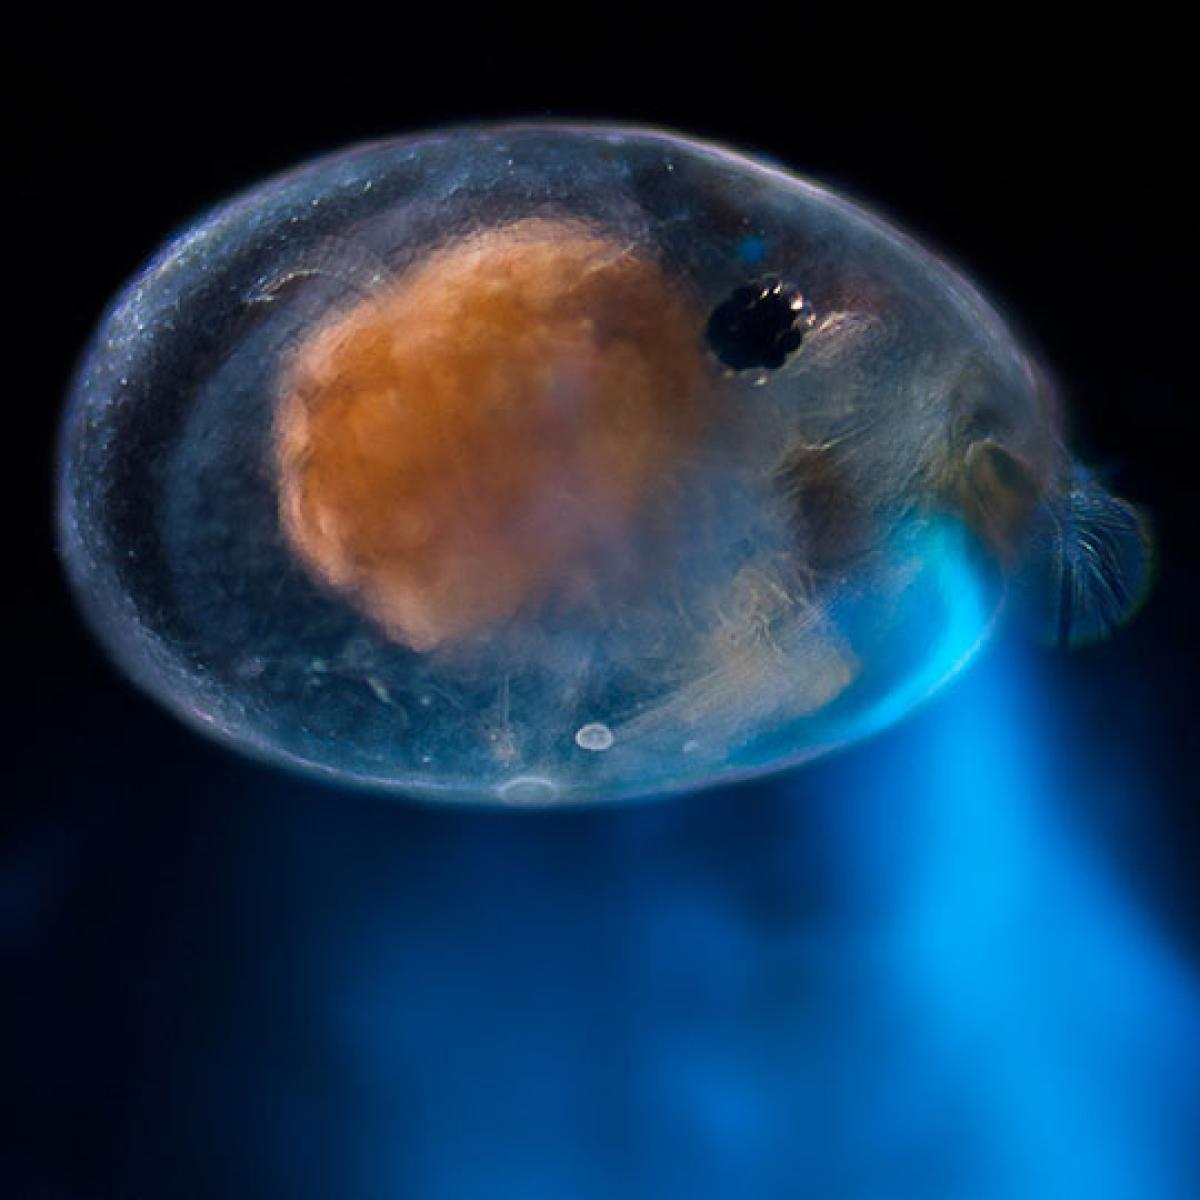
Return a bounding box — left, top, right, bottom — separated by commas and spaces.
736, 233, 767, 263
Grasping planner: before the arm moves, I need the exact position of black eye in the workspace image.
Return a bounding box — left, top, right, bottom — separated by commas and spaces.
705, 277, 814, 370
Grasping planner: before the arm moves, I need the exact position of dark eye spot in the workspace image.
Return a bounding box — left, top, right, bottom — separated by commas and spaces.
705, 278, 814, 371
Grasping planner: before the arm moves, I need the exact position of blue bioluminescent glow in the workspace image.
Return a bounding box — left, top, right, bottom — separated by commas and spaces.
216, 636, 1189, 1200
871, 644, 1200, 1199
8, 631, 1195, 1199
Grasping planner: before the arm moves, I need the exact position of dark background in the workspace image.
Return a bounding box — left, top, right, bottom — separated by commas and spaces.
5, 50, 1197, 1199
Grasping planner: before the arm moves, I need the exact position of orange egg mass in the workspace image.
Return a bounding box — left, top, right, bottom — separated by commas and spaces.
274, 218, 712, 651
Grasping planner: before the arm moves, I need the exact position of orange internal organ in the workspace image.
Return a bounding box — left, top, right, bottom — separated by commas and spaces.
274, 219, 711, 651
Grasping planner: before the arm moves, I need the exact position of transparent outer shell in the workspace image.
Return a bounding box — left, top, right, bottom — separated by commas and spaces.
58, 124, 1053, 804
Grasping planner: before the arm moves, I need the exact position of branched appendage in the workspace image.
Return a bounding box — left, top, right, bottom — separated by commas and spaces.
1024, 465, 1155, 649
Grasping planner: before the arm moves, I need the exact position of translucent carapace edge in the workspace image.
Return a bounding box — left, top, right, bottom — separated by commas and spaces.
56, 122, 1148, 806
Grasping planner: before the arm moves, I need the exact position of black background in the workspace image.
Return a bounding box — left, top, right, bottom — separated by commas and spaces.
5, 46, 1197, 1199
